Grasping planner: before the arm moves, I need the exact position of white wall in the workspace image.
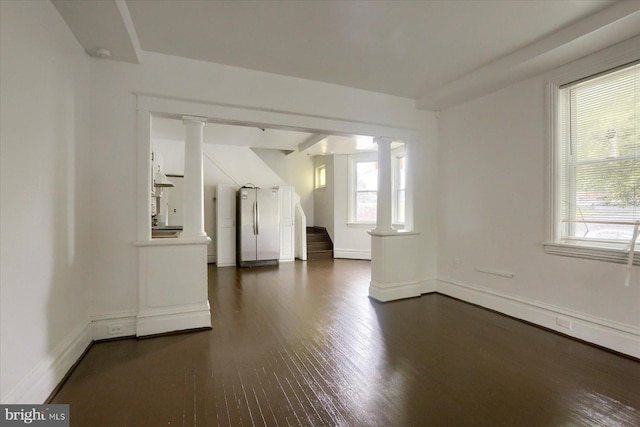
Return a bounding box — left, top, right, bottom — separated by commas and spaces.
332, 155, 373, 259
0, 0, 92, 402
313, 156, 335, 239
406, 127, 439, 286
205, 144, 283, 189
89, 51, 432, 320
251, 148, 315, 226
437, 41, 639, 355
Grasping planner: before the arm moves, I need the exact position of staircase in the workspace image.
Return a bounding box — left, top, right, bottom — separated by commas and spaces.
306, 227, 333, 260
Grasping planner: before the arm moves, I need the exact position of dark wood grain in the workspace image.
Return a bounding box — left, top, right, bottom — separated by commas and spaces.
51, 259, 640, 426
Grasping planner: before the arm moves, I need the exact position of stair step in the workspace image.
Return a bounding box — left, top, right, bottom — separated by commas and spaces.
307, 241, 333, 251
306, 226, 333, 260
306, 226, 327, 234
307, 250, 333, 260
307, 234, 330, 243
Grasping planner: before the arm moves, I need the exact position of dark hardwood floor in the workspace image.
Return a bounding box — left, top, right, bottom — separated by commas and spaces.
51, 259, 640, 426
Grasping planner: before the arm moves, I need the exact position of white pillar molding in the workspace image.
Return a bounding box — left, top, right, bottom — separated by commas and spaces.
372, 136, 395, 234
137, 110, 153, 241
402, 134, 415, 232
181, 115, 208, 239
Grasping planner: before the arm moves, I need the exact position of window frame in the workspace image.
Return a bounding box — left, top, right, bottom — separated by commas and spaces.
347, 147, 407, 226
315, 164, 326, 189
348, 152, 378, 225
544, 62, 640, 265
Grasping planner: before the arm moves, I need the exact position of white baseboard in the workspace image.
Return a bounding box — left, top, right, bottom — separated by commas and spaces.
369, 280, 422, 302
216, 261, 236, 267
2, 304, 213, 403
91, 311, 138, 341
420, 278, 438, 294
1, 320, 92, 404
334, 249, 371, 260
437, 278, 640, 359
136, 304, 212, 337
207, 254, 216, 264
368, 278, 435, 302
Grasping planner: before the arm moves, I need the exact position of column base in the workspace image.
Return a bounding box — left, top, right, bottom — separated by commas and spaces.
369, 230, 423, 302
136, 239, 211, 336
368, 280, 422, 302
137, 304, 212, 337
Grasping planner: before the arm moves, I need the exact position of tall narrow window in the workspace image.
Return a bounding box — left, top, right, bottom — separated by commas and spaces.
348, 146, 406, 225
315, 164, 326, 189
554, 63, 639, 253
354, 159, 378, 223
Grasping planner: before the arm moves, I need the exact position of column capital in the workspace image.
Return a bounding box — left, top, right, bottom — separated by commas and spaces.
373, 136, 394, 145
182, 115, 207, 126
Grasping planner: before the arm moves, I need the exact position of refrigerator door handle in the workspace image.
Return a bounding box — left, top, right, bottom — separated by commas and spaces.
253, 202, 257, 235
256, 201, 260, 235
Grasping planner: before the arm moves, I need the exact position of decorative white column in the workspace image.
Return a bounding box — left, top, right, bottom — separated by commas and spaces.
181, 116, 207, 239
373, 136, 395, 234
368, 136, 426, 302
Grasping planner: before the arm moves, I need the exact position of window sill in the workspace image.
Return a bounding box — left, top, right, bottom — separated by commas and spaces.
543, 241, 639, 266
347, 222, 375, 228
369, 229, 418, 237
347, 223, 406, 229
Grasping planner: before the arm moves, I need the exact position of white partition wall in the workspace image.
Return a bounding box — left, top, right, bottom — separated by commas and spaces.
134, 110, 211, 337
368, 136, 426, 302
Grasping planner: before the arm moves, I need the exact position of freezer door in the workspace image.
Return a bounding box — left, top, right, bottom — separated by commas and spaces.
256, 189, 280, 261
238, 188, 257, 262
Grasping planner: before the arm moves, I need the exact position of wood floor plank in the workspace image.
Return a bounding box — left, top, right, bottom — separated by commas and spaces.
51, 259, 640, 426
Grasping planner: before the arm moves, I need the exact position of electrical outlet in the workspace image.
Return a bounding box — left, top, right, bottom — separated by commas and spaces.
556, 317, 572, 330
108, 324, 124, 334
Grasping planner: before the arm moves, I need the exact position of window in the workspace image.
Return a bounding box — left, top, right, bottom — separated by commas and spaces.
315, 164, 326, 189
348, 148, 406, 225
546, 62, 639, 264
354, 158, 378, 223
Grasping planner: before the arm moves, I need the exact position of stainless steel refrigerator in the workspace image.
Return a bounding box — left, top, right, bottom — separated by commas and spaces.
237, 187, 280, 267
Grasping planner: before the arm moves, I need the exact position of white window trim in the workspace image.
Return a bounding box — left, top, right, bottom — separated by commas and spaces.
315, 164, 326, 189
392, 147, 406, 225
348, 152, 378, 224
347, 149, 407, 227
543, 76, 639, 266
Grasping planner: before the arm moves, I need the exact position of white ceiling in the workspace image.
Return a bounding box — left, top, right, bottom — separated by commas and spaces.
152, 117, 400, 156
125, 0, 614, 101
53, 0, 640, 106
51, 0, 640, 153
